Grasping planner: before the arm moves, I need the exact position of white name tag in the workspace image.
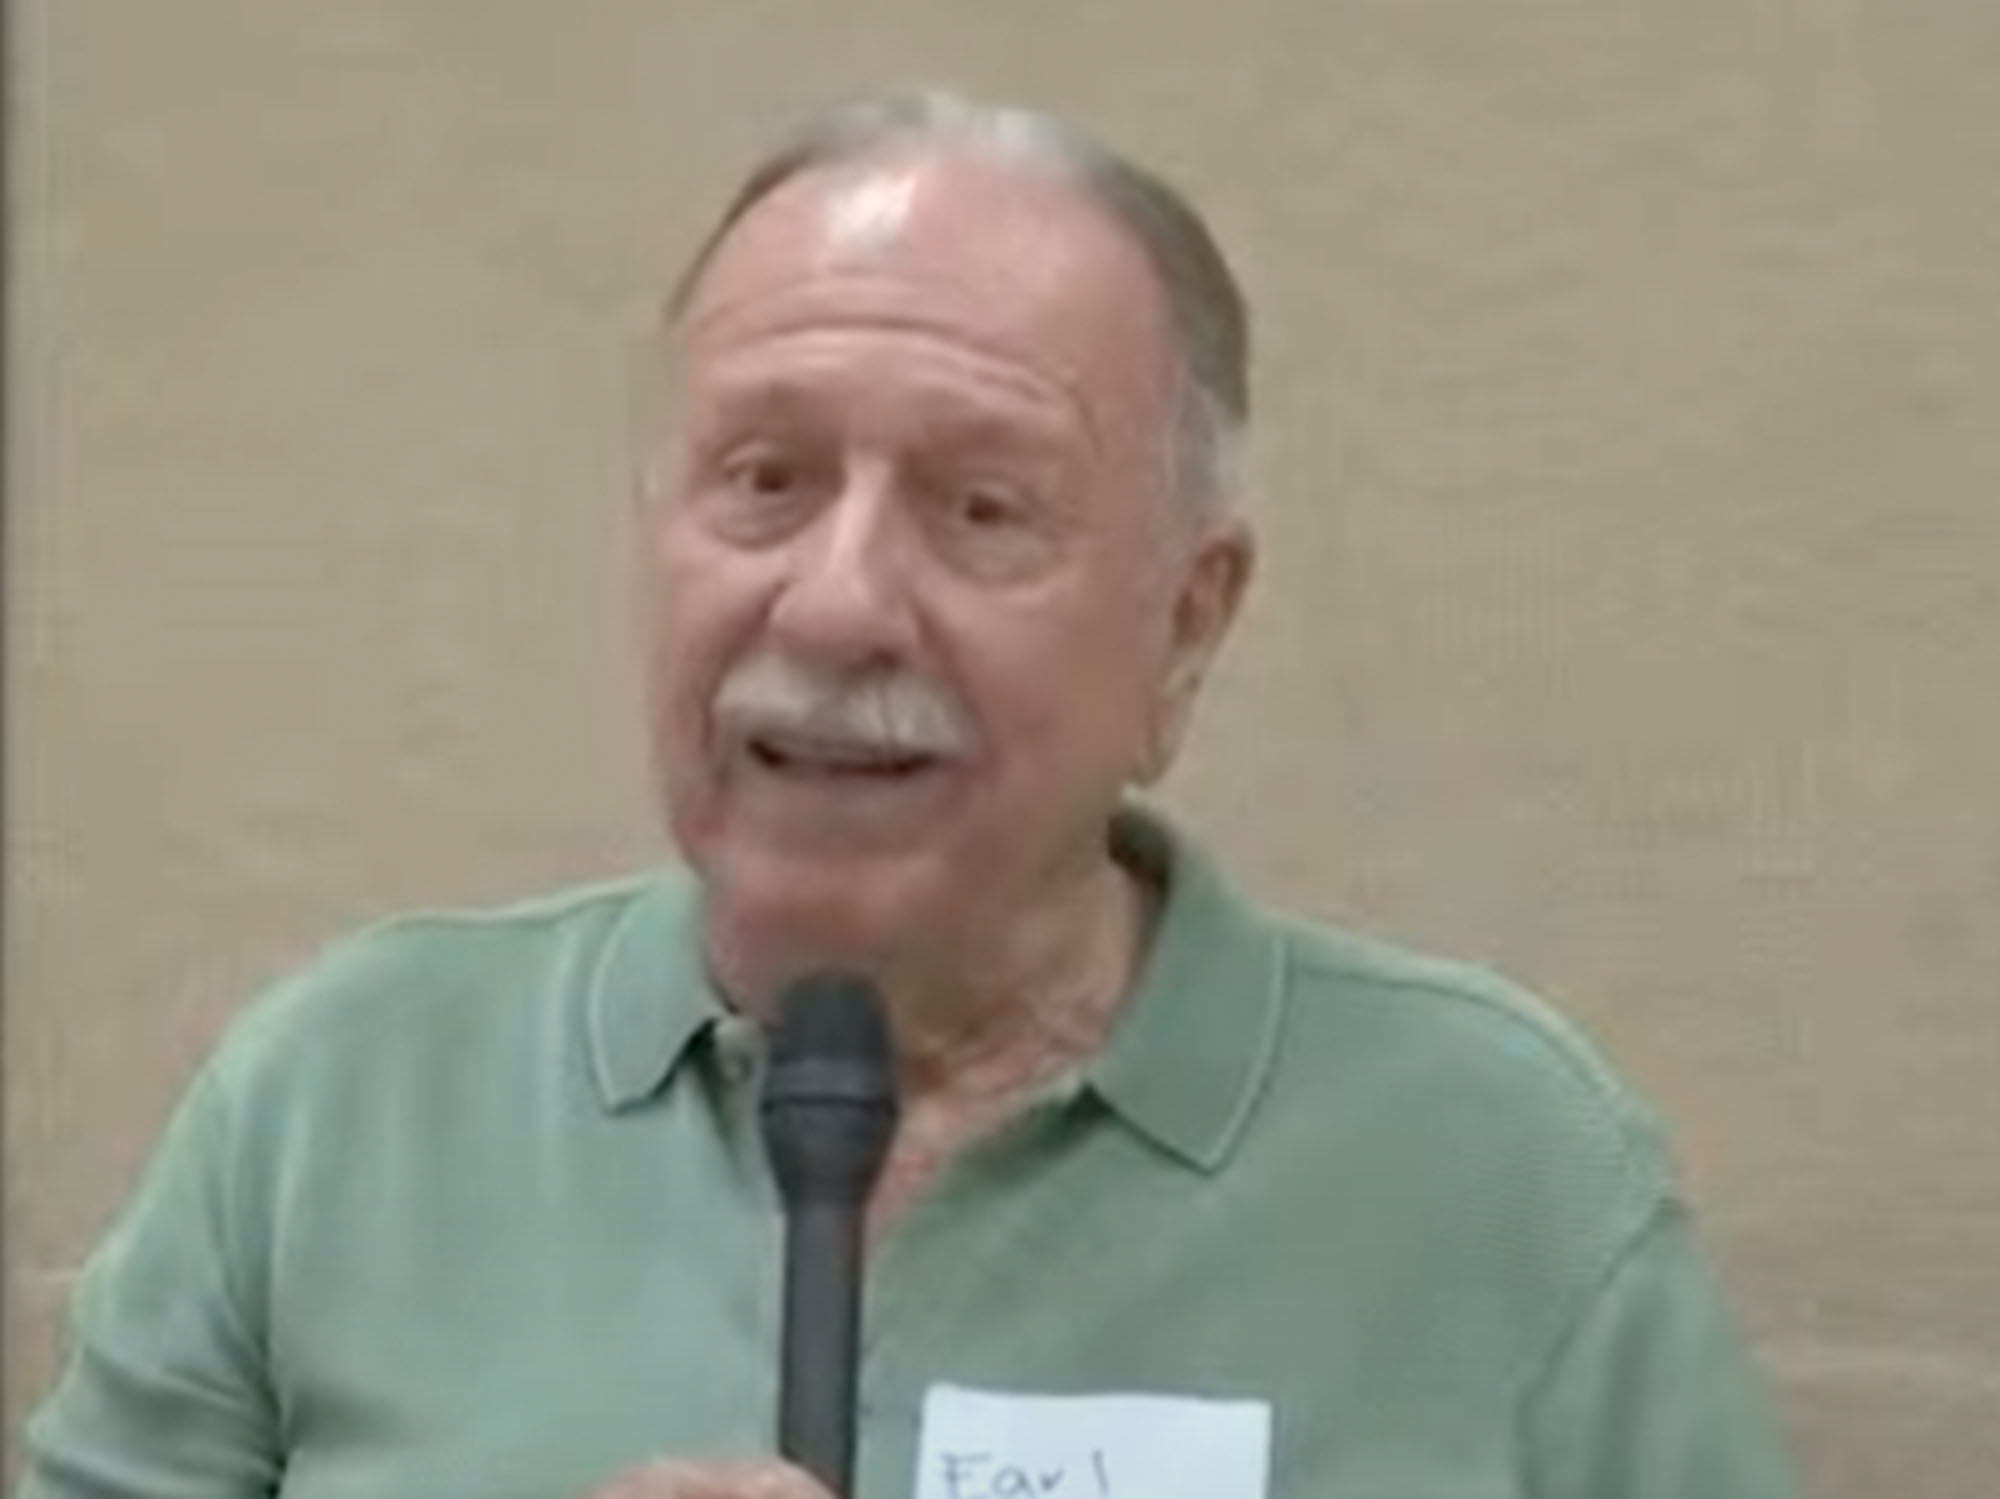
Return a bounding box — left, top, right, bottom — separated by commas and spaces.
913, 1383, 1272, 1499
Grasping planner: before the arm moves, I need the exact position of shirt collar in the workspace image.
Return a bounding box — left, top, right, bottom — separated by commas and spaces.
583, 807, 1291, 1170
585, 869, 721, 1110
1086, 806, 1289, 1172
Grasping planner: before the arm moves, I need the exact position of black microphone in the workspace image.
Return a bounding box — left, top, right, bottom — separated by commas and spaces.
759, 970, 900, 1497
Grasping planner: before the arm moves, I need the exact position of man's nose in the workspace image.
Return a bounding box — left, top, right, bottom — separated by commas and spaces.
763, 464, 917, 668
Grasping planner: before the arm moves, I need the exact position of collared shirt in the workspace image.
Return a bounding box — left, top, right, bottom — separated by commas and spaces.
21, 811, 1795, 1498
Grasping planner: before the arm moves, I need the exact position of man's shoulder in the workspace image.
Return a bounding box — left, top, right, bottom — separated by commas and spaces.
1264, 910, 1672, 1204
1280, 918, 1639, 1111
209, 870, 688, 1090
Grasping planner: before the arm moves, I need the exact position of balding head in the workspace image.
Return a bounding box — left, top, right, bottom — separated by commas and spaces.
671, 145, 1188, 548
664, 91, 1251, 512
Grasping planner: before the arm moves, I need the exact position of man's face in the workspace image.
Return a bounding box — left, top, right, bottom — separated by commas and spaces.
641, 151, 1244, 972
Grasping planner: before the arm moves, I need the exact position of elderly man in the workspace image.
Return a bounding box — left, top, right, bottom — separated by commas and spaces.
21, 93, 1795, 1498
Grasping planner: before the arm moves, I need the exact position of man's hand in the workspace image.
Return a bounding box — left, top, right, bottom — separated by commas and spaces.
584, 1458, 837, 1499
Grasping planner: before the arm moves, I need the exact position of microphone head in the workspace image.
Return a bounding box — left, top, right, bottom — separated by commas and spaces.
760, 970, 900, 1207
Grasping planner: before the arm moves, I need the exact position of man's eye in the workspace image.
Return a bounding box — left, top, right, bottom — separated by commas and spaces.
953, 487, 1025, 529
931, 481, 1058, 583
695, 445, 822, 545
725, 453, 800, 496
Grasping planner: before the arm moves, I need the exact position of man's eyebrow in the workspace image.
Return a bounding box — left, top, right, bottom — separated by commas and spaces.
919, 413, 1075, 463
682, 376, 824, 429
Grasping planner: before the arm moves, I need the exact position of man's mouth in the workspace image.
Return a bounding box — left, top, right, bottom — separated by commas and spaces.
745, 730, 942, 780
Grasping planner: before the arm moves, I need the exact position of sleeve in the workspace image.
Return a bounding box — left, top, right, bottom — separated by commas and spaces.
17, 1062, 284, 1499
1520, 1197, 1798, 1499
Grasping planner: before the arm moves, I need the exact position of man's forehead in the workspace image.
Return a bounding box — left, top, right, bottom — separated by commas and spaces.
815, 166, 927, 261
683, 151, 1155, 329
674, 152, 1178, 426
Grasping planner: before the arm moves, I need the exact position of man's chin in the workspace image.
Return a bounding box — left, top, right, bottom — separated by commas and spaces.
695, 843, 953, 993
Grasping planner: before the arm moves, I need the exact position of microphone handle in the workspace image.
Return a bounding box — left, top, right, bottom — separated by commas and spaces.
777, 1198, 867, 1497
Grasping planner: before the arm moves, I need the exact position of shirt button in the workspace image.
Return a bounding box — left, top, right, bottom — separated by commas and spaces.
713, 1013, 763, 1088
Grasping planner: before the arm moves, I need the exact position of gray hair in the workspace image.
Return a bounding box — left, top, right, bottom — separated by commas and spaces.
665, 90, 1251, 510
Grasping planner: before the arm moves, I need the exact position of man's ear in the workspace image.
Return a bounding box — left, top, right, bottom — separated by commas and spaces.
1137, 514, 1256, 785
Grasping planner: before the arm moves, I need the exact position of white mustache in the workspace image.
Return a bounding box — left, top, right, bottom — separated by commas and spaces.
712, 652, 973, 759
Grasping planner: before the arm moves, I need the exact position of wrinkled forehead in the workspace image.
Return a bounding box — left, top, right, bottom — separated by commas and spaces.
672, 151, 1181, 438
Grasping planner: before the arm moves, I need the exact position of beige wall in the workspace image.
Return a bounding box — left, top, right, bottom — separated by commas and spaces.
9, 2, 2000, 1492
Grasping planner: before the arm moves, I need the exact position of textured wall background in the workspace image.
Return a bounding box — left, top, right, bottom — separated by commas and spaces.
8, 2, 2000, 1492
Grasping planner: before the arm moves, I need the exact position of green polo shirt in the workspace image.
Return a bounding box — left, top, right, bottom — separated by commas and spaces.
21, 812, 1794, 1498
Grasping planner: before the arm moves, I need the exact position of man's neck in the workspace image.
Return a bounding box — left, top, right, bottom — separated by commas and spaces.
884, 851, 1152, 1113
702, 834, 1158, 1216
865, 848, 1155, 1231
